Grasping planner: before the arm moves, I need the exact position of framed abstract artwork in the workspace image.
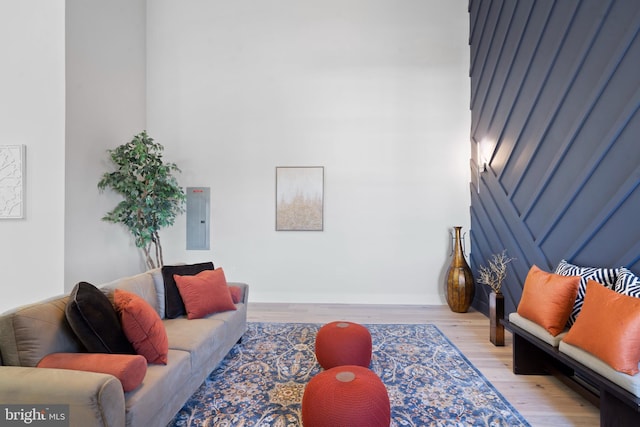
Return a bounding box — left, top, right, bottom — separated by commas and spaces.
0, 145, 25, 219
276, 166, 324, 231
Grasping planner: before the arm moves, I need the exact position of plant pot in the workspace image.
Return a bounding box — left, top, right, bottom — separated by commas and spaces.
489, 291, 504, 346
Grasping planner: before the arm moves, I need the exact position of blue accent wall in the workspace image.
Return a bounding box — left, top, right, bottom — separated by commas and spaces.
469, 0, 640, 315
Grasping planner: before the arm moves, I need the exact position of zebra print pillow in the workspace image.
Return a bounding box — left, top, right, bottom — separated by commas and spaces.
554, 259, 618, 325
614, 267, 640, 298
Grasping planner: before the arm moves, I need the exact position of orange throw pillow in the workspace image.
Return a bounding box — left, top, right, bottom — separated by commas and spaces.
517, 265, 580, 336
229, 285, 242, 304
174, 268, 237, 319
37, 352, 146, 392
563, 280, 640, 375
115, 289, 169, 364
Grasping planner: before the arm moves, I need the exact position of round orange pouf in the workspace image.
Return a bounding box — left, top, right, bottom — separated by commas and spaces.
302, 365, 390, 427
315, 321, 372, 369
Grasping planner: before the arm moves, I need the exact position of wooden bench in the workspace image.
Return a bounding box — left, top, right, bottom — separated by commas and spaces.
504, 320, 640, 427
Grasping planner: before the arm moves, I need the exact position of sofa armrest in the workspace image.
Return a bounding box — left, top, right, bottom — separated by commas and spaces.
0, 366, 125, 427
228, 282, 249, 304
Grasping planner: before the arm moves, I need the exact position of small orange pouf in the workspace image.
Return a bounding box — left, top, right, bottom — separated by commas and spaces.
316, 321, 371, 369
302, 365, 391, 427
315, 321, 372, 369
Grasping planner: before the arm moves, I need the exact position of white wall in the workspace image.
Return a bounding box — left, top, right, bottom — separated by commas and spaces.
64, 0, 147, 291
0, 1, 66, 313
147, 1, 471, 304
0, 1, 470, 313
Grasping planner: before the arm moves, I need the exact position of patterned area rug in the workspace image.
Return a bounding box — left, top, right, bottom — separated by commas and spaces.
169, 322, 529, 426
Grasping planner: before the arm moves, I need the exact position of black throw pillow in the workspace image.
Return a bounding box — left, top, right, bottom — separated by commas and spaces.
161, 262, 214, 318
65, 281, 135, 354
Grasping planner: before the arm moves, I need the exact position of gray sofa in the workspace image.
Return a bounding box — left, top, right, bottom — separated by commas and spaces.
0, 268, 248, 427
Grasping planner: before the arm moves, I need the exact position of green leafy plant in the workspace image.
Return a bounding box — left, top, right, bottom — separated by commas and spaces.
477, 250, 515, 294
98, 131, 186, 269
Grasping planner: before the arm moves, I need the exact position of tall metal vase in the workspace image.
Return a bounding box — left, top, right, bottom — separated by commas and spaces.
445, 226, 475, 313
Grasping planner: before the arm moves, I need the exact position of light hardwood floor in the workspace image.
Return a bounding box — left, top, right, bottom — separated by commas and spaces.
247, 303, 600, 427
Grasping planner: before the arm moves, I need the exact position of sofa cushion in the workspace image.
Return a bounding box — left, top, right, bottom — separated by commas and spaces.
0, 295, 85, 367
614, 267, 640, 297
517, 265, 580, 336
114, 289, 168, 364
122, 349, 192, 427
508, 312, 567, 347
150, 268, 166, 318
65, 282, 135, 354
174, 268, 237, 320
163, 317, 228, 370
562, 280, 640, 375
559, 341, 640, 396
100, 270, 160, 318
37, 352, 146, 392
554, 259, 618, 325
161, 262, 214, 318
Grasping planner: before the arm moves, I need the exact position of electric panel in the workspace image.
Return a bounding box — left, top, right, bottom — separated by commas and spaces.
186, 187, 210, 250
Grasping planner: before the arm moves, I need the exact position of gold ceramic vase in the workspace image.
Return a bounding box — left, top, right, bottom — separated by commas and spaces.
445, 226, 475, 313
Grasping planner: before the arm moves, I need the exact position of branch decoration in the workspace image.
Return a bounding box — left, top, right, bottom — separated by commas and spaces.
477, 250, 515, 294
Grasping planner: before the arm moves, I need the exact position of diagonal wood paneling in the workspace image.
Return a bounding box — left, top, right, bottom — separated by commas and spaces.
469, 0, 640, 316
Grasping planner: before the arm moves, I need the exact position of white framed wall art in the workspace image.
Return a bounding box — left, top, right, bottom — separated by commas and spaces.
276, 166, 324, 231
0, 145, 25, 219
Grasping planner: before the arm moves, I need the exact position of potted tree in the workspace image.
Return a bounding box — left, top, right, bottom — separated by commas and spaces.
98, 131, 186, 269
